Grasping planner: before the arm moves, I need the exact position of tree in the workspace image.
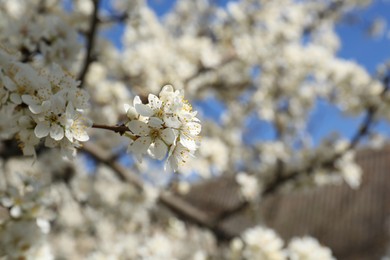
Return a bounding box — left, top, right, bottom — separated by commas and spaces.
0, 0, 388, 258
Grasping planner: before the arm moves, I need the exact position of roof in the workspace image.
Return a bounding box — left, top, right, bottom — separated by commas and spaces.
177, 145, 390, 259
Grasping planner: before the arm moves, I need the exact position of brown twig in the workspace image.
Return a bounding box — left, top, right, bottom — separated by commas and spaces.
214, 75, 390, 226
92, 123, 130, 135
264, 76, 390, 195
80, 142, 227, 236
78, 0, 100, 87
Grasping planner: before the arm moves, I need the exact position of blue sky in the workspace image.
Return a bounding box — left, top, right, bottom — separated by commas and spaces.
99, 0, 390, 145
315, 0, 390, 144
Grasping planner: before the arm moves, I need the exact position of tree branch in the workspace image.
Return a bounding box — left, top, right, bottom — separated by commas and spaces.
214, 75, 390, 226
80, 142, 236, 239
264, 78, 390, 195
77, 0, 100, 87
92, 123, 130, 135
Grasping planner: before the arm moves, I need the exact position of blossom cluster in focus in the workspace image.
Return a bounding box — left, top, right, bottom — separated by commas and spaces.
124, 85, 201, 172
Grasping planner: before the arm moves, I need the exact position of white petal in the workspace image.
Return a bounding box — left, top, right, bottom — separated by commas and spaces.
133, 95, 142, 106
65, 129, 73, 142
126, 106, 138, 120
184, 122, 201, 135
50, 124, 64, 140
161, 128, 176, 145
148, 94, 162, 110
21, 94, 38, 106
127, 136, 152, 161
180, 134, 197, 150
41, 100, 51, 112
124, 103, 131, 112
165, 151, 178, 173
135, 103, 154, 117
150, 139, 168, 160
148, 117, 163, 128
10, 206, 21, 218
128, 136, 152, 153
34, 122, 50, 138
10, 93, 22, 104
75, 131, 89, 142
162, 84, 173, 93
66, 102, 75, 117
3, 76, 16, 91
164, 116, 181, 128
128, 120, 150, 136
22, 95, 43, 114
160, 85, 174, 98
165, 155, 178, 172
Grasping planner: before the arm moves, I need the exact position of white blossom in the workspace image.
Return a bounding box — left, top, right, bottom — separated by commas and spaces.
241, 226, 286, 260
287, 237, 335, 260
125, 85, 201, 171
236, 172, 260, 201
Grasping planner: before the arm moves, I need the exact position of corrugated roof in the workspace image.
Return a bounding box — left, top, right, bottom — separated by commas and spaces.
178, 145, 390, 259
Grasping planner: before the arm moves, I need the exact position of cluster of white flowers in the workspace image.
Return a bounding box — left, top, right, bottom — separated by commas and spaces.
236, 172, 260, 201
180, 136, 229, 178
0, 220, 53, 259
287, 236, 335, 260
0, 49, 91, 158
124, 85, 201, 172
0, 0, 387, 258
0, 157, 55, 259
310, 140, 363, 189
240, 226, 286, 260
0, 0, 81, 71
228, 226, 335, 260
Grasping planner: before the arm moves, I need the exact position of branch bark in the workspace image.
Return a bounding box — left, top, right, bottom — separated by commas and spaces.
92, 124, 130, 135
81, 142, 230, 237
78, 0, 100, 87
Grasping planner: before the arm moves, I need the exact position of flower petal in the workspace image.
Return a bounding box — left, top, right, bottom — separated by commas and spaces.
22, 95, 43, 114
161, 128, 176, 145
164, 115, 181, 128
148, 94, 162, 110
34, 122, 50, 138
135, 103, 154, 117
133, 95, 142, 106
183, 122, 201, 135
150, 138, 168, 160
180, 134, 197, 150
127, 136, 152, 162
148, 117, 163, 128
10, 93, 22, 104
128, 120, 150, 136
50, 124, 64, 141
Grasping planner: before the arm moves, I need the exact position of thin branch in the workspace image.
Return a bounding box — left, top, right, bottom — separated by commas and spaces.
348, 78, 389, 150
213, 75, 390, 226
77, 0, 100, 87
264, 75, 390, 195
80, 142, 235, 239
82, 142, 142, 189
92, 123, 130, 135
98, 13, 128, 24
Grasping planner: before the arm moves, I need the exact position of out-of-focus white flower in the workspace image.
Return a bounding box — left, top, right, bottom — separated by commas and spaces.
241, 226, 286, 260
287, 236, 335, 260
0, 220, 45, 258
0, 50, 91, 158
138, 233, 173, 259
236, 172, 260, 201
335, 151, 362, 189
